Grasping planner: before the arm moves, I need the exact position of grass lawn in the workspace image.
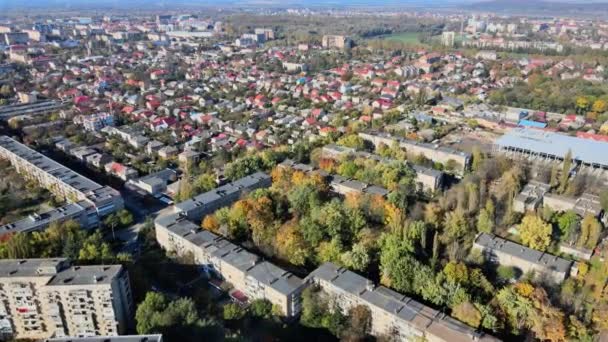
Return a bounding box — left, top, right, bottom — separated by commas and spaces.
383, 32, 422, 44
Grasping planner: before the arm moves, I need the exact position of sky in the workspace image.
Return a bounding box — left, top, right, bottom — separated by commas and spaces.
1, 0, 607, 9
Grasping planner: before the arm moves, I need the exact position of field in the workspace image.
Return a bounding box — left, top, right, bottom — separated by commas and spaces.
383, 32, 422, 44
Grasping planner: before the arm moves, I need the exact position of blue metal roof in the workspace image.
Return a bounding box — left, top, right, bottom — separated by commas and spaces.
518, 119, 547, 128
496, 128, 608, 166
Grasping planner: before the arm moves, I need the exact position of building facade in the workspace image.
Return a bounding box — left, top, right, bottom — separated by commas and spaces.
0, 136, 123, 223
473, 233, 573, 283
154, 215, 304, 317
306, 263, 499, 342
0, 259, 133, 340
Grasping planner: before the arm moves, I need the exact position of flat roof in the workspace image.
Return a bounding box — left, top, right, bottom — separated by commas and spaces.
0, 258, 67, 278
0, 202, 86, 235
307, 262, 498, 342
474, 233, 572, 274
46, 265, 123, 286
156, 213, 303, 295
175, 172, 270, 214
496, 128, 608, 166
0, 136, 102, 193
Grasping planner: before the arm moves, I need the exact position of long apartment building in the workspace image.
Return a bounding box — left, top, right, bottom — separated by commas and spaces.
155, 172, 305, 317
0, 100, 66, 120
306, 262, 499, 342
0, 136, 123, 229
172, 171, 272, 221
0, 259, 133, 340
279, 159, 390, 198
0, 202, 89, 238
358, 131, 471, 175
155, 215, 304, 318
322, 144, 444, 192
473, 233, 573, 283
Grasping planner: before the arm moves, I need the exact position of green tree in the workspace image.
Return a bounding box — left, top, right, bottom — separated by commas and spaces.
557, 210, 579, 242
497, 265, 517, 282
341, 242, 370, 272
577, 214, 602, 249
337, 134, 365, 150
559, 150, 572, 194
249, 299, 273, 319
519, 215, 552, 251
223, 303, 246, 320
136, 292, 210, 342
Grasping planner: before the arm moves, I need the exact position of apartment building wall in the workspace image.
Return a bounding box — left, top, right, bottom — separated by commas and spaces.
473, 233, 572, 283
0, 260, 133, 340
154, 215, 304, 317
307, 263, 499, 342
0, 136, 123, 221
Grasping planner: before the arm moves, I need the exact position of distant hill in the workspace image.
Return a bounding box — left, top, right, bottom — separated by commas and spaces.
468, 0, 608, 15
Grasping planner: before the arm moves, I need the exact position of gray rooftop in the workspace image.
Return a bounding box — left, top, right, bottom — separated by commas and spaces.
496, 128, 608, 167
322, 144, 444, 179
45, 335, 163, 342
0, 100, 65, 119
246, 261, 304, 295
0, 258, 68, 278
474, 233, 573, 274
46, 265, 124, 286
0, 202, 86, 236
175, 171, 270, 215
156, 213, 303, 296
0, 136, 109, 195
307, 262, 497, 342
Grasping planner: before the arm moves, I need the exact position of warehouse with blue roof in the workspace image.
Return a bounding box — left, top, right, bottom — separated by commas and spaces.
495, 128, 608, 169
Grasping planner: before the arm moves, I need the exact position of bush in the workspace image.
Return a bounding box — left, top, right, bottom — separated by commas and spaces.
497, 265, 517, 282
223, 303, 246, 320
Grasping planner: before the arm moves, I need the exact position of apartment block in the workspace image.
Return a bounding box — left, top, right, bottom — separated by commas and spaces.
172, 172, 272, 221
473, 233, 573, 283
321, 144, 444, 192
306, 263, 499, 342
46, 335, 162, 342
0, 202, 89, 239
358, 131, 471, 175
322, 35, 350, 49
155, 215, 304, 317
0, 259, 133, 340
0, 136, 123, 222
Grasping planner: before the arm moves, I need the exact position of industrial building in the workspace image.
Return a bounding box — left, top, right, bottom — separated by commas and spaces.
0, 259, 133, 340
473, 233, 573, 283
358, 131, 471, 174
0, 100, 65, 120
513, 181, 551, 213
321, 144, 444, 192
306, 262, 500, 342
495, 128, 608, 169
